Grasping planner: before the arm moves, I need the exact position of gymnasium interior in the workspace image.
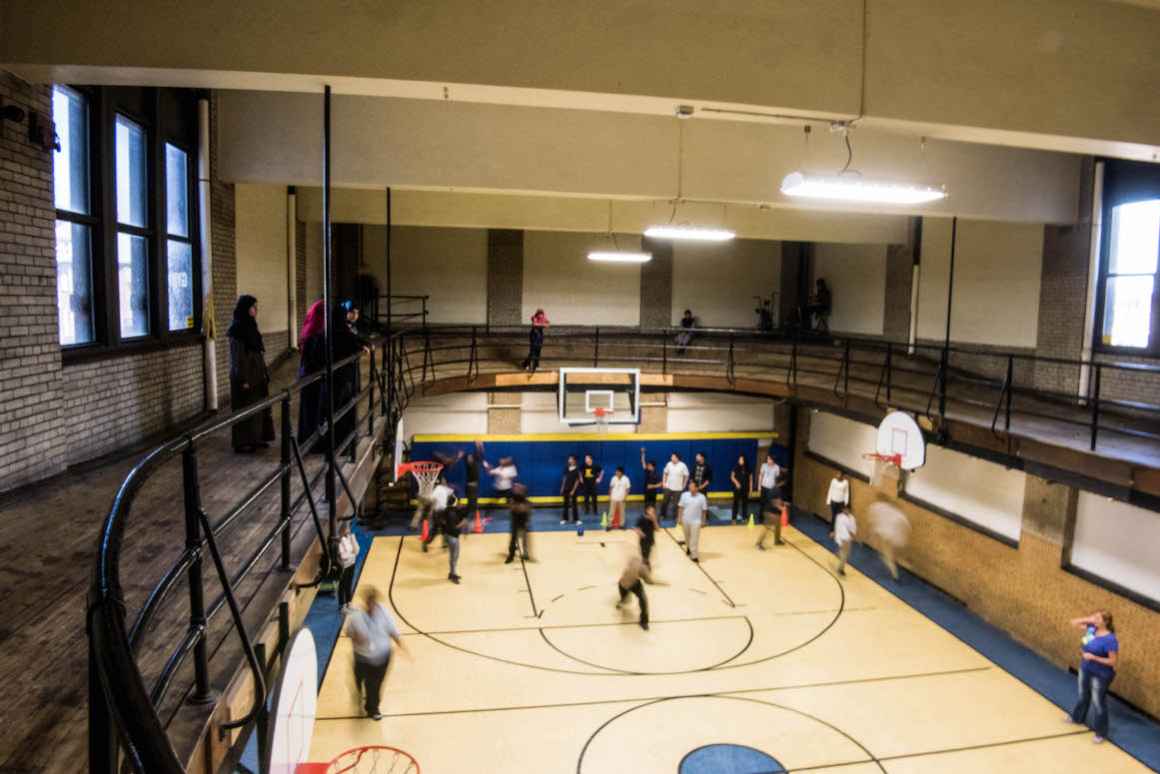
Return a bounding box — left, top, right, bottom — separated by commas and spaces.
1, 2, 1159, 772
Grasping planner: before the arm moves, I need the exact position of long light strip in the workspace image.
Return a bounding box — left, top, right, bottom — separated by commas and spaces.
587, 251, 653, 263
780, 171, 946, 205
643, 225, 736, 241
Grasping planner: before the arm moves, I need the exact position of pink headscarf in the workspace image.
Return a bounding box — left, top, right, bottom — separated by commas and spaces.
531, 308, 549, 326
300, 300, 325, 342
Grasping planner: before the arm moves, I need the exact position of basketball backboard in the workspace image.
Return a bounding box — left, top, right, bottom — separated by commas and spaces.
558, 368, 640, 426
875, 411, 925, 470
266, 629, 318, 774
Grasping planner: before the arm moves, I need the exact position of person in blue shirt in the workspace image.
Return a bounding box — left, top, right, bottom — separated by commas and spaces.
1067, 610, 1119, 742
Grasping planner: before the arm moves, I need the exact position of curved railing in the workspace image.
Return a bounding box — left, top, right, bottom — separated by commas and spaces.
89, 322, 1160, 774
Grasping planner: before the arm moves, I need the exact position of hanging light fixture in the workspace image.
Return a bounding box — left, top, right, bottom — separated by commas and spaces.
781, 123, 947, 206
588, 200, 653, 263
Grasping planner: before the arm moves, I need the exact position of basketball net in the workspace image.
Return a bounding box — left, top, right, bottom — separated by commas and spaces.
862, 452, 902, 494
593, 407, 609, 435
397, 460, 443, 499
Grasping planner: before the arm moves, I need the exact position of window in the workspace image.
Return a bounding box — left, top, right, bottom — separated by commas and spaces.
51, 85, 201, 356
165, 144, 195, 331
1097, 160, 1160, 355
52, 86, 95, 346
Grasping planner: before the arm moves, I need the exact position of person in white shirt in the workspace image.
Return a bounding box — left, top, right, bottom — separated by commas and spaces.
826, 471, 850, 530
345, 586, 407, 720
337, 522, 360, 609
867, 501, 910, 581
422, 479, 456, 553
607, 467, 631, 529
834, 508, 857, 577
661, 453, 690, 524
758, 452, 787, 514
484, 455, 519, 500
677, 481, 709, 562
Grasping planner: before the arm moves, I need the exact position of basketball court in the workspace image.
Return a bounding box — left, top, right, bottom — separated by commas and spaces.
294, 522, 1146, 772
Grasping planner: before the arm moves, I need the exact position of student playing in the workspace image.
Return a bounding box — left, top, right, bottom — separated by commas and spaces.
345, 586, 407, 721
678, 481, 709, 563
581, 454, 603, 515
755, 496, 785, 550
639, 449, 662, 511
616, 553, 650, 630
661, 452, 689, 524
607, 467, 631, 529
692, 452, 712, 494
560, 455, 582, 524
483, 455, 518, 501
422, 477, 456, 553
506, 483, 533, 563
444, 505, 468, 584
826, 470, 850, 535
730, 454, 752, 524
758, 453, 787, 515
635, 504, 660, 569
834, 507, 857, 576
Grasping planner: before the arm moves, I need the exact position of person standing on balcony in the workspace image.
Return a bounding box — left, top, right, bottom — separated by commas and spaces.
730, 454, 753, 524
345, 586, 407, 721
228, 295, 275, 453
297, 299, 327, 452
326, 301, 369, 455
581, 453, 603, 516
560, 455, 582, 524
521, 308, 550, 372
640, 449, 662, 512
661, 452, 690, 524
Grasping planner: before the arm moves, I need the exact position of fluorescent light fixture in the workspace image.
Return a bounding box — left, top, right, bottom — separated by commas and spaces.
587, 251, 653, 263
780, 171, 946, 205
643, 225, 736, 241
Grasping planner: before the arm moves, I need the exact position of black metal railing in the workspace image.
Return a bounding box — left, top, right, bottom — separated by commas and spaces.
89, 320, 1160, 774
368, 294, 429, 329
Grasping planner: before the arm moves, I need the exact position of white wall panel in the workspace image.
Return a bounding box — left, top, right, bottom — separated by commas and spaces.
812, 243, 887, 336
522, 231, 641, 326
1072, 493, 1160, 603
666, 393, 776, 433
671, 239, 781, 328
904, 444, 1025, 542
235, 184, 289, 332
806, 412, 879, 479
403, 393, 488, 437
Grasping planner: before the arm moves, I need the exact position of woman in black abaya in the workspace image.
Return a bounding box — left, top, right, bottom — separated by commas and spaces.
228, 295, 275, 452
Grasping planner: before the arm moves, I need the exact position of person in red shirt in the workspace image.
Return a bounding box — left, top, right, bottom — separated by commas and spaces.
521, 308, 550, 372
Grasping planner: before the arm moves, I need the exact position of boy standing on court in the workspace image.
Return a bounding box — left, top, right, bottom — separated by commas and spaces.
506, 483, 533, 563
661, 452, 689, 524
560, 455, 582, 524
640, 449, 661, 511
758, 453, 787, 515
581, 454, 603, 516
608, 466, 631, 529
678, 481, 709, 562
826, 470, 850, 535
444, 505, 468, 583
692, 452, 713, 494
834, 507, 857, 576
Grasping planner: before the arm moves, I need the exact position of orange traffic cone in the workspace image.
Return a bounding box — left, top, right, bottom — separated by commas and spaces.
780, 503, 789, 527
473, 509, 484, 534
420, 519, 430, 542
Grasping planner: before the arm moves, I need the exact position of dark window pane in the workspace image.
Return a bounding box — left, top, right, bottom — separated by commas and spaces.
1102, 275, 1153, 349
115, 115, 148, 228
52, 87, 89, 215
117, 233, 150, 337
1108, 200, 1160, 275
165, 144, 189, 237
167, 240, 194, 331
55, 220, 94, 345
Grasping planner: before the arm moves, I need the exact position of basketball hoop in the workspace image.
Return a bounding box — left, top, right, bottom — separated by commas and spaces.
861, 452, 902, 467
397, 460, 443, 499
296, 745, 420, 774
593, 406, 609, 434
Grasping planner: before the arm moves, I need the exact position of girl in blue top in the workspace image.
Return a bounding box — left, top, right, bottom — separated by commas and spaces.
1067, 610, 1119, 742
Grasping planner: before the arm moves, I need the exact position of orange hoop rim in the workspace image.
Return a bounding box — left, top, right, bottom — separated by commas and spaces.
397, 460, 443, 475
326, 745, 420, 774
862, 452, 902, 466
593, 407, 608, 418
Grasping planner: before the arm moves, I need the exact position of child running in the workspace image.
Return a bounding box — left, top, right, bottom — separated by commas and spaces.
615, 552, 650, 630
834, 507, 857, 576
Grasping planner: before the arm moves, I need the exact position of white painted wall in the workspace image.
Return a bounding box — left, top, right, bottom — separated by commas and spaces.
666, 393, 777, 433
304, 221, 324, 307
520, 392, 634, 434
361, 225, 488, 324
904, 444, 1025, 543
235, 183, 289, 332
917, 218, 1044, 348
1072, 493, 1160, 602
522, 231, 641, 326
671, 239, 781, 328
812, 243, 887, 336
807, 412, 879, 480
403, 393, 489, 437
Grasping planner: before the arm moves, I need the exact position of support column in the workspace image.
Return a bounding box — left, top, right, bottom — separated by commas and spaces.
883, 242, 914, 342
487, 229, 524, 326
639, 238, 673, 328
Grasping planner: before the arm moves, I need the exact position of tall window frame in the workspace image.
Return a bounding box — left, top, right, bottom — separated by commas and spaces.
1095, 159, 1160, 357
51, 85, 203, 361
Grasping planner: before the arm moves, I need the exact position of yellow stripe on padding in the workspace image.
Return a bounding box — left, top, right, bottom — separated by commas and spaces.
413, 431, 778, 443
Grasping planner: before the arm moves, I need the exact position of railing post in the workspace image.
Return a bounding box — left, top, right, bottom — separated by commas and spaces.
1004, 355, 1014, 434
422, 297, 428, 327
279, 395, 292, 571
728, 333, 735, 383
843, 340, 850, 396
367, 347, 376, 438
379, 339, 387, 416
182, 443, 216, 705
938, 348, 949, 423
468, 325, 478, 381
593, 326, 600, 367
662, 332, 668, 375
1090, 364, 1101, 451
885, 342, 893, 403
87, 637, 117, 774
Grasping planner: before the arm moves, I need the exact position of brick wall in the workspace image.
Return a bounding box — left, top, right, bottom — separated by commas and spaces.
882, 243, 912, 342
210, 93, 237, 401
263, 329, 289, 365
60, 341, 204, 463
1033, 223, 1090, 397
0, 72, 68, 491
295, 218, 307, 336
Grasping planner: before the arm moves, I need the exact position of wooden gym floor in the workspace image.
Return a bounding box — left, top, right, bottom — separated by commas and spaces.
307, 523, 1148, 773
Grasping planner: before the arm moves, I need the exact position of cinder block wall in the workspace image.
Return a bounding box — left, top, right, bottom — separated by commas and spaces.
0, 73, 68, 489
792, 407, 1160, 719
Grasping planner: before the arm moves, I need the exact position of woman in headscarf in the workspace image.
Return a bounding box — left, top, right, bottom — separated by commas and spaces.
228, 295, 275, 452
326, 300, 368, 454
297, 299, 327, 451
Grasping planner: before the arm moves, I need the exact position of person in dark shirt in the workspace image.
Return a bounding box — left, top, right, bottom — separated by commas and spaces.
730, 454, 753, 523
581, 454, 603, 516
635, 505, 659, 569
560, 456, 582, 524
505, 484, 532, 564
639, 448, 661, 510
692, 452, 712, 494
806, 278, 832, 333
443, 505, 468, 584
